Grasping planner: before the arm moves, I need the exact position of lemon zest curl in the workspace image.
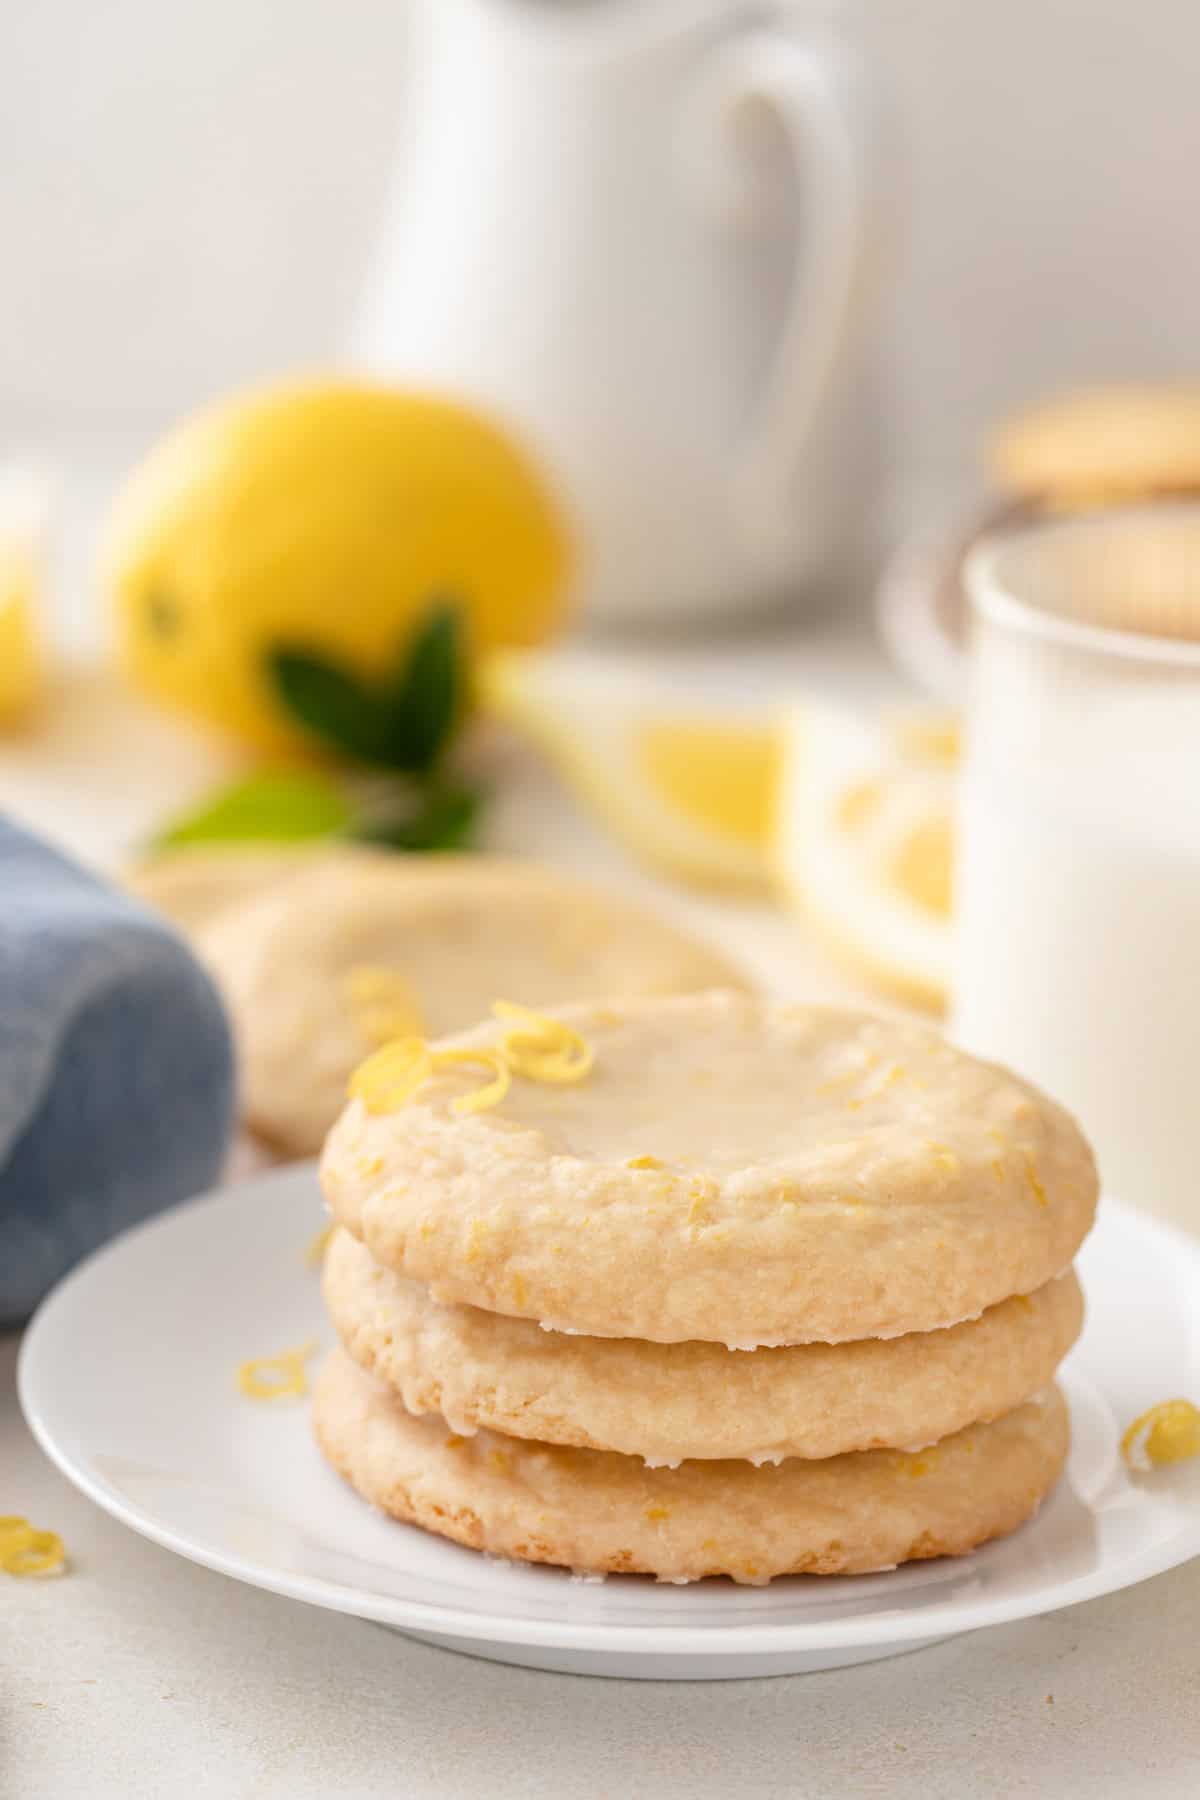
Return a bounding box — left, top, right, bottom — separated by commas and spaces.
237, 1339, 318, 1402
1121, 1399, 1200, 1471
345, 1002, 595, 1118
0, 1516, 66, 1578
432, 1047, 512, 1115
348, 1037, 433, 1114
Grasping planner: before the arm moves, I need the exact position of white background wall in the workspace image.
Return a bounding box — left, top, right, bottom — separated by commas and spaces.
3, 1, 1198, 492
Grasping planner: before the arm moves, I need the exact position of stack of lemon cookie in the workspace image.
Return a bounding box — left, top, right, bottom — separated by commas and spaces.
314, 992, 1096, 1583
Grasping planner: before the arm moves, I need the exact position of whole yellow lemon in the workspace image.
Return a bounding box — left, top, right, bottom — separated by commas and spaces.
102, 379, 572, 754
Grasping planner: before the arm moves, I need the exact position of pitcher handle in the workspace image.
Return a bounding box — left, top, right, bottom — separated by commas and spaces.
691, 29, 879, 563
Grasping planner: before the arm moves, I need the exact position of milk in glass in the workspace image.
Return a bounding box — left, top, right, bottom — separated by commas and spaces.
954, 511, 1200, 1236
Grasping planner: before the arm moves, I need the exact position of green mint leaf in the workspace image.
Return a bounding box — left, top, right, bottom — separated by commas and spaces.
151, 770, 353, 849
267, 647, 393, 764
352, 783, 483, 853
380, 602, 464, 774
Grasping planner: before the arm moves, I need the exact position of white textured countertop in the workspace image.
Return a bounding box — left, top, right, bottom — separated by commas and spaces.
4, 575, 1199, 1796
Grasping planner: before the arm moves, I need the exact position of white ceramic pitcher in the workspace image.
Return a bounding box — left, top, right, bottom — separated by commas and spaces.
349, 0, 884, 627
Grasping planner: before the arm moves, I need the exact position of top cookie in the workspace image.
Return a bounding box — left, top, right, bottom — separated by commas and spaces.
201, 856, 747, 1155
322, 991, 1098, 1344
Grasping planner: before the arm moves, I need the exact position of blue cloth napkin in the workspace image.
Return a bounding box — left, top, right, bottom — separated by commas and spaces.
0, 817, 235, 1326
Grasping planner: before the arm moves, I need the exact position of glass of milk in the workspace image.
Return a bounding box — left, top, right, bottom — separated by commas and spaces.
953, 503, 1200, 1233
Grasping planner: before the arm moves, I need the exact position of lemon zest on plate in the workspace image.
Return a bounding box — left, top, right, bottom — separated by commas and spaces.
0, 1516, 67, 1577
1121, 1399, 1200, 1471
237, 1339, 318, 1401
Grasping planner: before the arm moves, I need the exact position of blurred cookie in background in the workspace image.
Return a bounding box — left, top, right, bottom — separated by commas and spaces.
185, 853, 748, 1157
988, 384, 1200, 511
126, 844, 381, 935
877, 382, 1200, 697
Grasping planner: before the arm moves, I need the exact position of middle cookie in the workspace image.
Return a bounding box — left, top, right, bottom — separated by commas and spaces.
323, 1227, 1084, 1466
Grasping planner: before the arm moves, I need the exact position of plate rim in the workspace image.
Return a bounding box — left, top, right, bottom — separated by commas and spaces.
18, 1166, 1200, 1657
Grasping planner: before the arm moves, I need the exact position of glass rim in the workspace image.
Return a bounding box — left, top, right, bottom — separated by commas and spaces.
964, 500, 1200, 670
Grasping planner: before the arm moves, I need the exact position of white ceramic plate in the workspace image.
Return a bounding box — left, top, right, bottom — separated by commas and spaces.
19, 1166, 1200, 1681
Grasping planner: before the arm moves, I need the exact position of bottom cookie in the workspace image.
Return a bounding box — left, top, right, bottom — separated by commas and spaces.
313, 1348, 1069, 1585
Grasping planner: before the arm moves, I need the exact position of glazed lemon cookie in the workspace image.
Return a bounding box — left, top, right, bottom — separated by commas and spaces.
989, 384, 1200, 507
201, 857, 747, 1155
127, 844, 380, 934
323, 1227, 1083, 1464
323, 992, 1098, 1345
313, 1349, 1070, 1583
